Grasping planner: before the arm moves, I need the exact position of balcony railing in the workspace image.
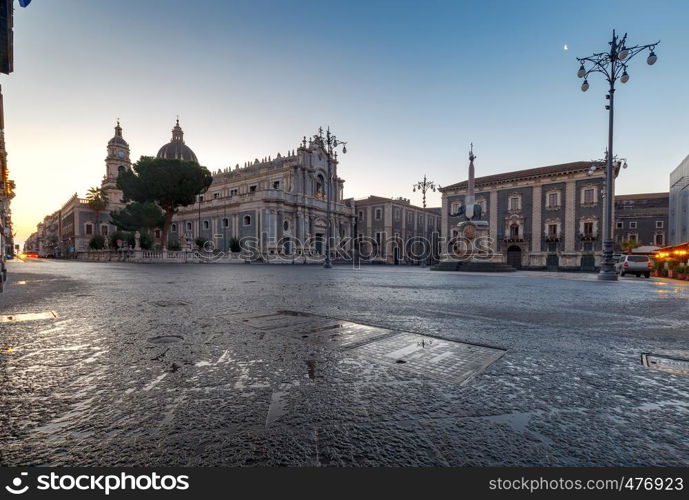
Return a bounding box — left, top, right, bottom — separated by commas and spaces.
580, 232, 598, 241
545, 233, 561, 242
503, 233, 528, 243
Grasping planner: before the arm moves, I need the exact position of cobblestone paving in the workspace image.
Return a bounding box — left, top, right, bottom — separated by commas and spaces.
1, 259, 689, 466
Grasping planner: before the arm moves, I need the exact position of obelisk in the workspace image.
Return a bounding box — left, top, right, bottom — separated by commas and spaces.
465, 143, 476, 220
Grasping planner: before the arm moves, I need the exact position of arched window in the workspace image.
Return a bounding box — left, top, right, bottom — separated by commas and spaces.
222, 218, 229, 228
243, 215, 252, 226
186, 222, 192, 231
171, 223, 177, 232
118, 165, 126, 174
203, 220, 209, 230
510, 223, 520, 238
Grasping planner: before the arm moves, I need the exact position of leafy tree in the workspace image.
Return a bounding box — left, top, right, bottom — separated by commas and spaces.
195, 236, 209, 249
117, 156, 212, 249
86, 187, 109, 235
110, 202, 165, 232
88, 235, 106, 250
167, 239, 182, 251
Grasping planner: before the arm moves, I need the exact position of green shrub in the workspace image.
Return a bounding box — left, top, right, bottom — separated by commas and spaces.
88, 235, 106, 250
167, 240, 181, 251
110, 230, 129, 248
139, 232, 154, 250
195, 237, 209, 249
229, 236, 241, 253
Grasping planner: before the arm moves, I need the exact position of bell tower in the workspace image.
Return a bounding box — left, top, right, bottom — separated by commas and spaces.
102, 120, 131, 206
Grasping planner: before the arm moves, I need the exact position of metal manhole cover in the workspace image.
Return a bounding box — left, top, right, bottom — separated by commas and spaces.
301, 322, 397, 350
348, 332, 506, 384
1, 311, 58, 323
642, 353, 689, 376
235, 311, 506, 384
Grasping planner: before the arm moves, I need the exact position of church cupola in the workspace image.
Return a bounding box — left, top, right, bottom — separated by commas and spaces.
156, 118, 198, 163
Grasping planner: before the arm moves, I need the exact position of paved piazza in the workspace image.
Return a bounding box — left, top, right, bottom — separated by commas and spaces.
1, 259, 689, 466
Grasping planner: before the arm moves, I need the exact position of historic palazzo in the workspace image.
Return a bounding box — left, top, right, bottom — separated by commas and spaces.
440, 161, 609, 271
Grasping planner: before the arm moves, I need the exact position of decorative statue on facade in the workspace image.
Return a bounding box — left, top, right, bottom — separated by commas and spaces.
134, 231, 141, 250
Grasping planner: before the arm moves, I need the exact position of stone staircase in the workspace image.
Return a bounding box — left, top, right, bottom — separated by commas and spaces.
431, 260, 516, 272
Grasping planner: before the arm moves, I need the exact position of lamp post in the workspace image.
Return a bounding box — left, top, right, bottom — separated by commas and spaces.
412, 174, 436, 209
412, 175, 437, 267
315, 127, 347, 269
588, 152, 628, 256
576, 30, 659, 281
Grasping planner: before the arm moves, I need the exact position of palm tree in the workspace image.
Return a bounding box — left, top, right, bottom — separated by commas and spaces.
621, 239, 641, 254
86, 187, 109, 236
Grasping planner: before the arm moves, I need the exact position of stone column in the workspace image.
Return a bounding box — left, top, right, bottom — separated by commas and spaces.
531, 184, 542, 253
564, 180, 576, 253
489, 190, 498, 252
441, 194, 448, 241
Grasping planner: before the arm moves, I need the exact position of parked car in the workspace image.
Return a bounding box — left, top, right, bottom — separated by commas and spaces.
615, 254, 652, 278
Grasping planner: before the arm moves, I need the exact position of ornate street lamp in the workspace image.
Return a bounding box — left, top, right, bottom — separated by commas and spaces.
412, 175, 437, 209
576, 30, 659, 281
314, 127, 348, 269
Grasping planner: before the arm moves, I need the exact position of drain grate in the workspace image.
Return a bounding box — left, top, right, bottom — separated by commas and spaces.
236, 311, 506, 384
642, 353, 689, 376
1, 311, 57, 323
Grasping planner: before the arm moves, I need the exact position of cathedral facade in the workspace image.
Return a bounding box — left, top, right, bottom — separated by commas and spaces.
158, 124, 355, 256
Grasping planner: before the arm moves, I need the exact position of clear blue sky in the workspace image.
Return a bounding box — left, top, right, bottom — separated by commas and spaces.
5, 0, 689, 241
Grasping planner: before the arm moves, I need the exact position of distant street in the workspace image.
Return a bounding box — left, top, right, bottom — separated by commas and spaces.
1, 259, 689, 466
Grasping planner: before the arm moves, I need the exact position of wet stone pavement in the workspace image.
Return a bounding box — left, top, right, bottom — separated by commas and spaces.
1, 259, 689, 466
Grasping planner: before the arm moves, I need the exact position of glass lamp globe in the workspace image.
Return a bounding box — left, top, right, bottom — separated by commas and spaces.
620, 71, 629, 83
647, 51, 657, 65
581, 80, 589, 92
577, 65, 586, 78
618, 48, 629, 60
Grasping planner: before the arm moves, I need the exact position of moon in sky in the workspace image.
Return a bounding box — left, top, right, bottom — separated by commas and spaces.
563, 44, 569, 51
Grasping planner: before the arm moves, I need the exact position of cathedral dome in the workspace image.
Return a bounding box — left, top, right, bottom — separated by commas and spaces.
156, 119, 198, 163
